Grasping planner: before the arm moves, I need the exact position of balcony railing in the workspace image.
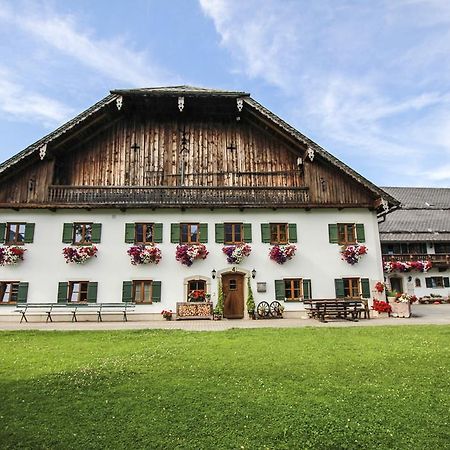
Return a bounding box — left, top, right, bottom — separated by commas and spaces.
382, 254, 450, 265
48, 185, 310, 207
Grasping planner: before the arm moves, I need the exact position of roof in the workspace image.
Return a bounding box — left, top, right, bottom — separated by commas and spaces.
111, 85, 250, 97
379, 187, 450, 242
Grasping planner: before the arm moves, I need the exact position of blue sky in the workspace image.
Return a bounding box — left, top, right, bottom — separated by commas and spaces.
0, 0, 449, 187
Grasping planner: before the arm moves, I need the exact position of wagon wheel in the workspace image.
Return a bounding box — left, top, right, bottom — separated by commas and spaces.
270, 301, 282, 317
257, 301, 270, 318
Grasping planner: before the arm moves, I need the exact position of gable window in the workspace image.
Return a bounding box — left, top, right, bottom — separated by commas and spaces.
425, 277, 450, 288
133, 280, 153, 303
0, 282, 19, 303
6, 223, 26, 245
135, 223, 154, 244
73, 223, 92, 245
270, 223, 288, 244
181, 223, 199, 244
68, 281, 89, 302
187, 279, 206, 302
224, 223, 243, 244
338, 224, 356, 245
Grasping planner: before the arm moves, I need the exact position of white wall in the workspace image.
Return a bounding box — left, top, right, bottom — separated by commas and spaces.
0, 208, 384, 311
387, 270, 450, 298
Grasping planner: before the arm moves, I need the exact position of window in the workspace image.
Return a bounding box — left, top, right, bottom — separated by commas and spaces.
180, 223, 199, 244
425, 277, 450, 288
0, 282, 19, 303
133, 280, 153, 303
73, 223, 92, 245
68, 281, 89, 302
435, 243, 450, 254
270, 223, 288, 244
381, 243, 427, 255
415, 278, 421, 287
338, 223, 356, 245
343, 278, 360, 298
224, 223, 243, 244
284, 279, 303, 301
275, 278, 311, 301
187, 279, 206, 301
6, 223, 26, 244
135, 223, 154, 244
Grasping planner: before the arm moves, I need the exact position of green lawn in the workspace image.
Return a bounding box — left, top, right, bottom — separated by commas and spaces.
1, 327, 449, 449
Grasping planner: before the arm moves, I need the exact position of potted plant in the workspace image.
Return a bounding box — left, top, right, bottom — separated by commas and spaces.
161, 309, 173, 321
386, 290, 398, 303
246, 278, 256, 319
372, 299, 392, 318
214, 281, 224, 320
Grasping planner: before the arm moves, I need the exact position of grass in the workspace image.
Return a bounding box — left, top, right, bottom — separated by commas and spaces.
0, 326, 449, 449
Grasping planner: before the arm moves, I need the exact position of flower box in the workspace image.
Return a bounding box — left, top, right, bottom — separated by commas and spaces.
340, 243, 367, 265
127, 244, 162, 265
269, 244, 297, 264
0, 246, 26, 266
222, 243, 251, 264
63, 245, 98, 264
175, 243, 208, 266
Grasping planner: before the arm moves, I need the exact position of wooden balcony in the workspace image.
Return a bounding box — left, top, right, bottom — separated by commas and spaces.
382, 254, 450, 266
47, 185, 310, 208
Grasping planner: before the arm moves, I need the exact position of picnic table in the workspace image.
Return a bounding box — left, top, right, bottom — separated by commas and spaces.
304, 299, 368, 322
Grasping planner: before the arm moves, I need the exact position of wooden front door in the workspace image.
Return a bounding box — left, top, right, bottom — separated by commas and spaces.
222, 272, 245, 319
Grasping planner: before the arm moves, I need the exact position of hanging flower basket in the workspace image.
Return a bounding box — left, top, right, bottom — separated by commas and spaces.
340, 243, 367, 265
127, 244, 162, 265
175, 243, 208, 266
269, 244, 297, 264
374, 281, 385, 293
383, 260, 432, 273
63, 245, 98, 264
0, 246, 26, 266
222, 243, 252, 264
372, 299, 392, 313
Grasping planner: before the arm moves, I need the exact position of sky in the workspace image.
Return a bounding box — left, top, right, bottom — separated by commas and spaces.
0, 0, 449, 187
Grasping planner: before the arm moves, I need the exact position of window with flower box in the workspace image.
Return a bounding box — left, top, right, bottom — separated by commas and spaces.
0, 222, 35, 244
171, 223, 208, 244
122, 280, 161, 303
425, 277, 450, 288
125, 223, 163, 244
328, 223, 365, 245
335, 278, 370, 298
62, 223, 102, 245
0, 281, 28, 303
57, 281, 98, 303
274, 278, 311, 301
188, 279, 206, 301
261, 223, 297, 244
215, 223, 252, 243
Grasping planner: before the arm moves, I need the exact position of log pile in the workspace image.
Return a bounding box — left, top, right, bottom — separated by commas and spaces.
176, 302, 213, 320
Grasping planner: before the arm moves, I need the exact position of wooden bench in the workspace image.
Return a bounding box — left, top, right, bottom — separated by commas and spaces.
304, 299, 363, 323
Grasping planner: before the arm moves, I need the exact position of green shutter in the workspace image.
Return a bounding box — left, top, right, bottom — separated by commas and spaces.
57, 282, 68, 303
0, 223, 6, 243
153, 223, 163, 243
215, 223, 224, 243
425, 278, 432, 288
444, 277, 450, 288
122, 281, 133, 302
87, 282, 98, 303
152, 281, 162, 303
91, 223, 102, 243
356, 224, 366, 243
62, 223, 73, 243
125, 223, 135, 243
199, 223, 208, 243
335, 279, 345, 298
261, 224, 270, 243
243, 223, 252, 243
288, 223, 297, 243
24, 223, 35, 243
328, 224, 338, 244
17, 282, 29, 302
171, 224, 180, 243
361, 278, 370, 298
303, 279, 311, 300
275, 280, 285, 301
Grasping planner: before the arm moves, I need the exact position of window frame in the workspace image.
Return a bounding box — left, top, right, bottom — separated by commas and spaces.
337, 223, 357, 245
187, 279, 206, 302
426, 277, 444, 288
72, 223, 93, 245
134, 223, 154, 245
132, 280, 153, 304
270, 223, 288, 245
0, 281, 19, 303
343, 277, 361, 298
68, 281, 89, 303
180, 223, 200, 244
5, 223, 26, 245
224, 223, 243, 245
284, 278, 303, 301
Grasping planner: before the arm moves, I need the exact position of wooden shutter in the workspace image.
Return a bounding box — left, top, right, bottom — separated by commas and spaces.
288, 224, 297, 243
153, 223, 163, 243
303, 279, 311, 300
215, 223, 224, 243
171, 224, 180, 243
425, 278, 432, 288
91, 223, 102, 243
199, 223, 208, 243
152, 281, 162, 303
356, 224, 366, 243
57, 282, 68, 303
17, 282, 29, 302
328, 224, 338, 244
87, 282, 98, 303
125, 223, 135, 243
361, 278, 370, 298
243, 223, 252, 243
261, 224, 270, 243
335, 279, 345, 298
24, 223, 35, 243
62, 223, 73, 243
122, 281, 133, 303
0, 223, 6, 243
275, 280, 285, 301
444, 277, 450, 288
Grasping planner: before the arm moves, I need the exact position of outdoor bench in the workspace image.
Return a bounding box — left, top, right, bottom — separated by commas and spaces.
304, 299, 363, 322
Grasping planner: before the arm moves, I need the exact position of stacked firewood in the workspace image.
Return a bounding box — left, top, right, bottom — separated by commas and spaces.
178, 303, 212, 317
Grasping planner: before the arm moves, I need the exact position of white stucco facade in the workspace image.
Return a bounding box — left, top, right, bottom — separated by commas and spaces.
0, 207, 384, 316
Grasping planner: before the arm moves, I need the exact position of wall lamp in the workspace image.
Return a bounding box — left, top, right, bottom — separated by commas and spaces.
211, 269, 216, 279
251, 269, 256, 279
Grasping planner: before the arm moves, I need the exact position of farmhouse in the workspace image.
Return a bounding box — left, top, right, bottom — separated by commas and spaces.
0, 86, 398, 319
380, 187, 450, 299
